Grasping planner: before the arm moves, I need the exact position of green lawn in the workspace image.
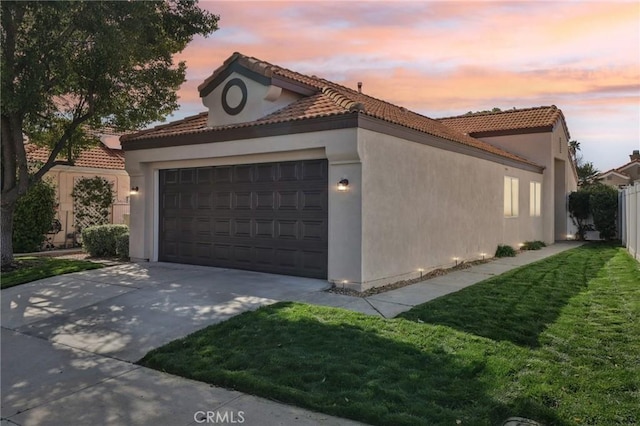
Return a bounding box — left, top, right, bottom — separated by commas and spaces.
1, 257, 104, 289
139, 244, 640, 425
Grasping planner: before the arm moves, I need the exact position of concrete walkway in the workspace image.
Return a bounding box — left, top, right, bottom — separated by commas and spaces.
1, 242, 582, 425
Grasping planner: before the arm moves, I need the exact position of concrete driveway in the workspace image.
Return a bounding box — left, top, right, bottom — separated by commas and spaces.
1, 262, 365, 426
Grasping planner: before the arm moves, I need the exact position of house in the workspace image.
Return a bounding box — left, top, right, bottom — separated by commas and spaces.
597, 150, 640, 188
437, 107, 579, 242
26, 133, 131, 248
121, 52, 577, 291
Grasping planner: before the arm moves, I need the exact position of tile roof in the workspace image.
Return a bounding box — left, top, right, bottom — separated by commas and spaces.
124, 52, 545, 168
616, 158, 640, 172
26, 143, 125, 170
436, 106, 569, 139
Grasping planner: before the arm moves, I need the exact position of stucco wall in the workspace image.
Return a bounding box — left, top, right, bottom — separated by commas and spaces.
201, 72, 302, 128
125, 128, 364, 284
479, 124, 576, 243
358, 128, 544, 289
43, 166, 130, 247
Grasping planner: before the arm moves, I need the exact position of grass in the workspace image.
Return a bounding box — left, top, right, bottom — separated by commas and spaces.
139, 244, 640, 425
1, 256, 103, 289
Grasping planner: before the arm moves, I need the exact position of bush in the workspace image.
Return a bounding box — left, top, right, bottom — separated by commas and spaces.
495, 245, 516, 257
521, 240, 546, 250
13, 179, 57, 253
568, 191, 592, 240
116, 232, 130, 259
82, 224, 129, 257
590, 187, 618, 240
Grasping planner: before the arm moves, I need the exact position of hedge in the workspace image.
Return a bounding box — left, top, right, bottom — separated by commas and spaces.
82, 224, 129, 257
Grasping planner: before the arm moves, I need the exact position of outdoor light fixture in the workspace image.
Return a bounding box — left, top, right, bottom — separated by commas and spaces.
337, 178, 349, 191
418, 268, 425, 279
453, 257, 460, 266
480, 252, 487, 260
130, 186, 139, 195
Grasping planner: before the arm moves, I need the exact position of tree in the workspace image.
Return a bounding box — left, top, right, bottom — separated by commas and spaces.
568, 139, 600, 187
12, 178, 56, 253
576, 162, 600, 187
1, 1, 219, 268
588, 184, 618, 240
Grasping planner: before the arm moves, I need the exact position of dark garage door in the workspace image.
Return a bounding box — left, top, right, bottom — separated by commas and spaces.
159, 159, 328, 278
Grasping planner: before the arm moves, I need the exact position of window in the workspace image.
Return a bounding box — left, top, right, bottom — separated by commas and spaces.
504, 176, 519, 217
530, 181, 541, 217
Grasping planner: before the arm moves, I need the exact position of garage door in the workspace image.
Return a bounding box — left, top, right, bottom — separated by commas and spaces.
159, 159, 328, 278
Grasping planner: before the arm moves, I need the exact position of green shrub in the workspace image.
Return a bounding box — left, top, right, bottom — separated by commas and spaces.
13, 179, 57, 253
521, 240, 546, 250
495, 245, 516, 257
568, 191, 592, 240
116, 232, 130, 259
82, 224, 129, 257
590, 187, 618, 240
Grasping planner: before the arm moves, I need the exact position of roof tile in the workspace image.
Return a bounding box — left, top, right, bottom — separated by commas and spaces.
126, 53, 555, 168
26, 143, 125, 170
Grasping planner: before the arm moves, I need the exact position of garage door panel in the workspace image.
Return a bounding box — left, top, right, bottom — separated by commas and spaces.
276, 220, 298, 239
301, 160, 327, 180
301, 190, 326, 211
179, 169, 195, 184
213, 219, 231, 236
301, 220, 325, 241
255, 219, 274, 238
233, 192, 253, 209
214, 167, 232, 183
255, 191, 275, 210
277, 162, 299, 181
277, 191, 299, 210
233, 219, 252, 237
159, 160, 327, 278
234, 165, 253, 183
214, 192, 232, 209
234, 246, 252, 264
255, 164, 276, 183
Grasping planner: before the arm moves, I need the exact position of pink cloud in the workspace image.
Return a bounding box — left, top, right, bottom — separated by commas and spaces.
167, 0, 639, 172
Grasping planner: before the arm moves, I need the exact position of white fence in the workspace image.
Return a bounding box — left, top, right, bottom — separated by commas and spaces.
620, 182, 639, 260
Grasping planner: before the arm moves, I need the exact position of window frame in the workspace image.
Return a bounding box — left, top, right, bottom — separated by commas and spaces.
504, 176, 519, 218
530, 181, 541, 217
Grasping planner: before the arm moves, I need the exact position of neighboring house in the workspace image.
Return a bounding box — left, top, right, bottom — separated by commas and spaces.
597, 150, 640, 188
26, 134, 130, 248
122, 52, 578, 291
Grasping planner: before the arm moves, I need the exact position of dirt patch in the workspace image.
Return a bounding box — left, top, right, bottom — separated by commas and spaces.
327, 259, 492, 298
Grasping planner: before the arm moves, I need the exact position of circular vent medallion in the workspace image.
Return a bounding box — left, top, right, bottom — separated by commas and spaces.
221, 78, 248, 116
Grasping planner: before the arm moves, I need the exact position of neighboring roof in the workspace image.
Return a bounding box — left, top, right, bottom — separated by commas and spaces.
598, 168, 630, 179
616, 158, 640, 173
436, 106, 570, 140
122, 52, 542, 169
26, 143, 125, 170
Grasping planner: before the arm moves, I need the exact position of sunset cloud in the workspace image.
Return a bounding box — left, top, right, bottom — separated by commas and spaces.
164, 1, 639, 171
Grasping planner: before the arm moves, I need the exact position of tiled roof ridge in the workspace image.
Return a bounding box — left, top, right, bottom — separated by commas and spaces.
25, 143, 125, 170
436, 105, 559, 121
599, 167, 630, 177
320, 86, 360, 111
615, 158, 640, 172
121, 112, 208, 142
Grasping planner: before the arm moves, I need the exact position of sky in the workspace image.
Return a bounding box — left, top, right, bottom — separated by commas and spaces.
164, 0, 640, 173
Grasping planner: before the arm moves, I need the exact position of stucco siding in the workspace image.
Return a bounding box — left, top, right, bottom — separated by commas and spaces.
43, 166, 130, 247
125, 128, 363, 284
358, 128, 544, 289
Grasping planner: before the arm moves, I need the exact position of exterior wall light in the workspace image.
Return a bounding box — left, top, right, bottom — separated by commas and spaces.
453, 257, 460, 266
337, 179, 349, 191
480, 252, 487, 260
130, 186, 139, 195
418, 268, 425, 279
